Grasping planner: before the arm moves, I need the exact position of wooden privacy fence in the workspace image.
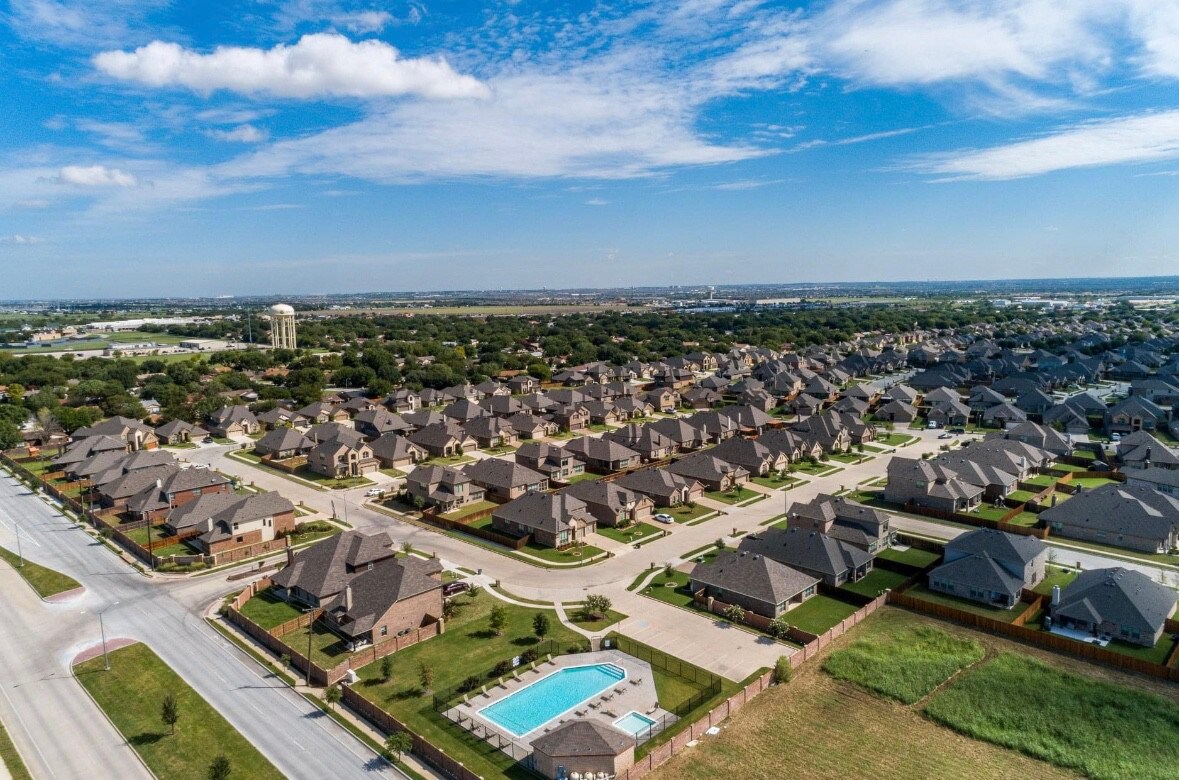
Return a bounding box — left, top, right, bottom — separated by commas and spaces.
902, 501, 1050, 539
418, 509, 531, 550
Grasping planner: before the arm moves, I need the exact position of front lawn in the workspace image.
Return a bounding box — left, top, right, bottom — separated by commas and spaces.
237, 587, 304, 630
924, 652, 1179, 780
876, 433, 915, 446
750, 475, 805, 490
665, 503, 715, 523
74, 643, 282, 780
839, 568, 910, 598
704, 486, 763, 505
793, 461, 843, 475
351, 596, 583, 779
423, 454, 476, 466
596, 522, 663, 545
0, 545, 81, 598
520, 541, 605, 564
784, 595, 861, 635
830, 451, 872, 464
823, 623, 984, 704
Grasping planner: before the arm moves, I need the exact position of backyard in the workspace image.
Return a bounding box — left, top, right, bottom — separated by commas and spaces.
877, 546, 941, 568
236, 587, 304, 630
784, 595, 862, 635
839, 568, 910, 598
74, 643, 282, 780
902, 584, 1035, 624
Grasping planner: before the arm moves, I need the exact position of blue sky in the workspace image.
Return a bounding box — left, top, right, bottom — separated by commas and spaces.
4, 0, 1179, 298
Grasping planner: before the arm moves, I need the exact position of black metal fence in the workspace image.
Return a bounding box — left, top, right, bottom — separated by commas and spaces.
603, 634, 723, 710
430, 638, 579, 712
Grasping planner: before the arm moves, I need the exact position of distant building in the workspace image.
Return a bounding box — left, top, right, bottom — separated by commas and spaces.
269, 303, 297, 349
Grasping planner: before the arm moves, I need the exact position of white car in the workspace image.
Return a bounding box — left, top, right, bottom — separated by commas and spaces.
654, 513, 675, 524
364, 488, 385, 498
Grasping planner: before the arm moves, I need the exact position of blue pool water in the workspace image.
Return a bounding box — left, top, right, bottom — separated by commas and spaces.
479, 663, 627, 736
613, 711, 656, 736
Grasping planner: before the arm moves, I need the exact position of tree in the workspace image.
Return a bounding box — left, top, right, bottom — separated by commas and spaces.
532, 612, 550, 640
583, 594, 611, 620
208, 756, 231, 780
384, 731, 413, 763
767, 619, 790, 639
418, 663, 434, 694
0, 420, 20, 451
773, 656, 794, 684
442, 599, 460, 621
324, 684, 342, 711
723, 604, 746, 624
488, 605, 507, 636
380, 655, 395, 683
161, 693, 179, 735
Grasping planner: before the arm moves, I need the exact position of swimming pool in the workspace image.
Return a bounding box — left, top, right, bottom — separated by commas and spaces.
479, 663, 626, 737
613, 711, 657, 737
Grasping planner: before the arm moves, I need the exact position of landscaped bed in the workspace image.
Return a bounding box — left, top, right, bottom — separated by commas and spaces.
74, 643, 282, 780
924, 652, 1179, 780
0, 545, 81, 598
823, 622, 984, 703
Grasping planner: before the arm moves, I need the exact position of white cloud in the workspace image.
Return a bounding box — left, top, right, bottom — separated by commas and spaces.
15, 199, 52, 209
75, 119, 151, 150
93, 33, 490, 100
586, 198, 609, 206
58, 165, 139, 187
8, 0, 169, 48
332, 10, 394, 34
790, 127, 922, 152
910, 110, 1179, 180
0, 234, 44, 245
207, 124, 269, 143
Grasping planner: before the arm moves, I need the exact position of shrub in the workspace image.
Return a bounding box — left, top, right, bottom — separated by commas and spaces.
773, 656, 794, 684
520, 648, 539, 664
491, 660, 512, 678
458, 675, 482, 694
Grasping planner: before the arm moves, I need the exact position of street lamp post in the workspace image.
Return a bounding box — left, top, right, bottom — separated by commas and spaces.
85, 602, 120, 671
14, 523, 23, 568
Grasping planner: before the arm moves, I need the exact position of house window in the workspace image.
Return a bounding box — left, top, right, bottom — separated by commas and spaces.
380, 626, 388, 637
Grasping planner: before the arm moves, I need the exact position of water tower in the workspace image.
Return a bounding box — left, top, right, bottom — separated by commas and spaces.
268, 303, 297, 349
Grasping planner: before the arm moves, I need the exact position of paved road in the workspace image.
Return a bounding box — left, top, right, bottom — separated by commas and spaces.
0, 473, 404, 780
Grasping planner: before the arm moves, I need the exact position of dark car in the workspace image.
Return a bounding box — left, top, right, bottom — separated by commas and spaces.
442, 581, 471, 598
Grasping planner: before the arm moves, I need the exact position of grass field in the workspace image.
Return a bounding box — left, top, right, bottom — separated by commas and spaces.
839, 568, 910, 598
784, 595, 861, 635
0, 720, 32, 780
650, 616, 1077, 780
823, 623, 984, 704
924, 652, 1179, 780
0, 545, 81, 598
74, 643, 282, 780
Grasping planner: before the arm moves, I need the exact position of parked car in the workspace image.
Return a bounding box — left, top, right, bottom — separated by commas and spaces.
364, 487, 385, 498
654, 513, 674, 524
202, 436, 214, 444
938, 432, 952, 439
443, 581, 471, 597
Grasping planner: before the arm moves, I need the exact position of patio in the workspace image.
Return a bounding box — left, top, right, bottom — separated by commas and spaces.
1048, 624, 1110, 647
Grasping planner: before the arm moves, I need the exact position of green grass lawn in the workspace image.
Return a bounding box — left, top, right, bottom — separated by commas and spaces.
1024, 474, 1058, 487
74, 643, 282, 780
0, 544, 81, 598
704, 486, 763, 505
823, 622, 984, 704
351, 597, 584, 779
877, 433, 915, 446
1070, 477, 1119, 489
568, 609, 627, 632
784, 595, 861, 635
1002, 511, 1041, 527
595, 522, 663, 545
967, 504, 1015, 521
793, 461, 843, 475
281, 621, 356, 669
1007, 489, 1039, 503
237, 587, 304, 630
379, 467, 406, 478
520, 541, 605, 564
904, 584, 1030, 623
839, 568, 910, 598
294, 468, 374, 490
749, 474, 805, 490
877, 546, 941, 568
1101, 634, 1177, 665
0, 720, 32, 780
923, 652, 1179, 780
439, 500, 498, 521
665, 503, 715, 523
423, 454, 476, 466
830, 451, 872, 464
641, 571, 695, 610
562, 472, 599, 484
481, 445, 518, 456
1031, 566, 1078, 595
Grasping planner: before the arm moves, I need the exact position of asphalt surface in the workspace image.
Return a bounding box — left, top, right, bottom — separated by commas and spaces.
0, 472, 405, 780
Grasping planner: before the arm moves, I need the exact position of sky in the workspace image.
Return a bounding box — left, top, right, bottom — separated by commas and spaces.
4, 0, 1179, 299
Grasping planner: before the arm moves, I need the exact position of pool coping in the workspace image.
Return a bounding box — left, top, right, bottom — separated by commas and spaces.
477, 661, 629, 739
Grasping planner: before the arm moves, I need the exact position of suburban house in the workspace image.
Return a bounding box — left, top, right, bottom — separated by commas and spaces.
463, 416, 520, 450
1050, 567, 1177, 648
602, 424, 676, 461
306, 429, 379, 478
667, 452, 749, 492
461, 458, 548, 501
930, 453, 1020, 502
154, 419, 207, 445
643, 388, 681, 413
550, 403, 591, 433
162, 491, 296, 555
740, 527, 874, 586
123, 466, 234, 521
1116, 431, 1179, 471
564, 437, 641, 473
405, 465, 485, 512
648, 417, 706, 450
1126, 467, 1179, 496
1039, 483, 1179, 553
529, 720, 635, 780
297, 402, 350, 425
708, 436, 788, 477
1000, 421, 1072, 456
408, 422, 478, 458
515, 441, 587, 483
272, 530, 401, 607
384, 388, 422, 413
884, 457, 984, 513
563, 480, 654, 528
490, 492, 596, 548
256, 407, 310, 431
503, 412, 559, 440
928, 399, 972, 428
74, 416, 160, 451
690, 549, 819, 619
319, 556, 443, 648
206, 405, 261, 437
1106, 396, 1169, 435
353, 408, 412, 440
368, 433, 428, 470
789, 494, 896, 553
616, 468, 705, 507
875, 399, 918, 423
254, 427, 314, 460
789, 410, 852, 453
55, 436, 140, 475
927, 529, 1047, 608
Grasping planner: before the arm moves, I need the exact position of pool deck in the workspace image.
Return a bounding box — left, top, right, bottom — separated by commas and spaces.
444, 650, 674, 757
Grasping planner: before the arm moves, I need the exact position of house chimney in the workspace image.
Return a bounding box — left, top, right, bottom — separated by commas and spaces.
344, 585, 353, 612
1051, 584, 1061, 607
